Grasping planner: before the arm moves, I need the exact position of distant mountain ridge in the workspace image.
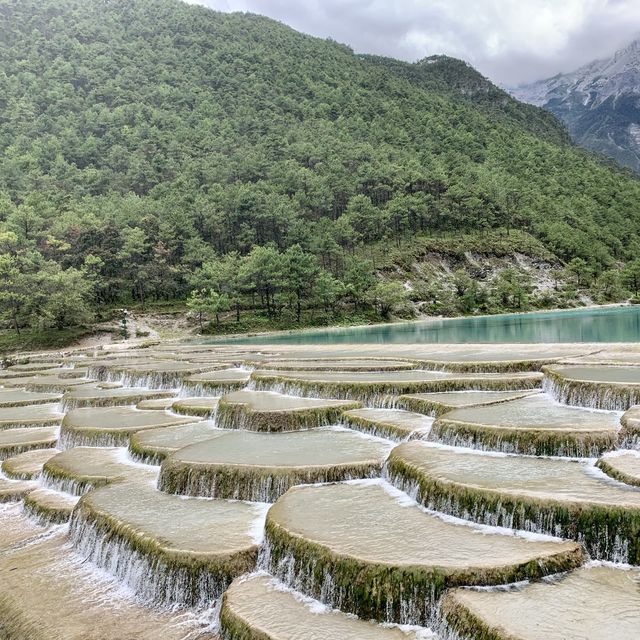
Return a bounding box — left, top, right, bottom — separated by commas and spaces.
513, 39, 640, 173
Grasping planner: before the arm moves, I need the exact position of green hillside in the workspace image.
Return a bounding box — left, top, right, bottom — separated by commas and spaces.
1, 0, 640, 342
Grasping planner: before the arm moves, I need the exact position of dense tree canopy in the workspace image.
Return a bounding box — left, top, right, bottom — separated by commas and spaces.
1, 0, 639, 335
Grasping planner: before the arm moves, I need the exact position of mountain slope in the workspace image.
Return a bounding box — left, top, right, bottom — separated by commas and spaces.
514, 40, 640, 173
362, 54, 570, 145
1, 0, 640, 337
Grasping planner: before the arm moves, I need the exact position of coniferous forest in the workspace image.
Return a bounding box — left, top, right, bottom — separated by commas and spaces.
2, 0, 640, 347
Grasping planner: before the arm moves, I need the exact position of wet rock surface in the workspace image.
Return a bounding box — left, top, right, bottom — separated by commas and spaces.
1, 341, 639, 637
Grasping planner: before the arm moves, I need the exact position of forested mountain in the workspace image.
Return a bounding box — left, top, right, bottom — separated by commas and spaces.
1, 0, 640, 342
514, 40, 640, 174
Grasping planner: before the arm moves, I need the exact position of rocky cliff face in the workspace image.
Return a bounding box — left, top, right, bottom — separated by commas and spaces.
513, 40, 640, 173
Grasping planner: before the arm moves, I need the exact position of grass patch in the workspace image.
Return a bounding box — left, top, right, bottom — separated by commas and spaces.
0, 327, 98, 356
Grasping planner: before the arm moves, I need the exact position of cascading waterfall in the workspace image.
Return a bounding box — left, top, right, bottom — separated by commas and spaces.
384, 466, 635, 565
158, 462, 383, 503
542, 371, 640, 411
427, 423, 613, 458
257, 535, 437, 627
68, 508, 247, 608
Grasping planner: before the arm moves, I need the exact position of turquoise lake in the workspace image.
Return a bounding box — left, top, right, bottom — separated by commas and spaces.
217, 306, 640, 344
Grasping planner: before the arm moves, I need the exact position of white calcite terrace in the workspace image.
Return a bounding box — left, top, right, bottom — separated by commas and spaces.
158, 428, 390, 501
2, 339, 640, 637
59, 406, 197, 447
430, 393, 621, 456
443, 565, 640, 640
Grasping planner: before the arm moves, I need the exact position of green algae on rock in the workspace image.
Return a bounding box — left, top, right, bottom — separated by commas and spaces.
251, 369, 543, 405
442, 565, 640, 640
59, 406, 197, 448
398, 390, 539, 417
6, 375, 95, 393
86, 357, 226, 382
2, 448, 59, 479
596, 450, 640, 487
0, 389, 62, 408
136, 396, 180, 410
23, 487, 80, 525
0, 476, 38, 502
0, 403, 64, 430
264, 481, 583, 625
70, 481, 264, 607
216, 390, 360, 431
220, 574, 429, 640
341, 408, 433, 441
386, 442, 640, 563
184, 368, 251, 393
129, 421, 226, 464
430, 393, 620, 457
543, 364, 640, 410
252, 358, 419, 371
43, 447, 156, 495
171, 396, 220, 418
0, 427, 58, 459
61, 386, 176, 410
158, 429, 390, 501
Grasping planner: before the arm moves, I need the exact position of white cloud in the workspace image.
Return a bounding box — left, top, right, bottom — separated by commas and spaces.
186, 0, 640, 84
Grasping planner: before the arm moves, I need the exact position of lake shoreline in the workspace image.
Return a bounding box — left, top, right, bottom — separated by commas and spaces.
198, 302, 633, 344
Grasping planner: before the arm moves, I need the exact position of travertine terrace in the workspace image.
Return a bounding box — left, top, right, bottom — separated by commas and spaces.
1, 339, 639, 638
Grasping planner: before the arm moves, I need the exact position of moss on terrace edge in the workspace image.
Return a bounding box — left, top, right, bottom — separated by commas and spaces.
340, 409, 432, 441
542, 365, 640, 410
440, 565, 640, 640
23, 488, 79, 525
398, 390, 538, 417
250, 371, 543, 404
171, 397, 219, 418
411, 356, 568, 374
429, 415, 618, 457
1, 449, 59, 480
61, 388, 175, 410
159, 457, 383, 502
385, 444, 640, 563
263, 485, 584, 625
218, 575, 413, 640
596, 453, 640, 487
440, 594, 511, 640
70, 487, 260, 607
59, 407, 196, 448
216, 393, 361, 432
0, 427, 58, 459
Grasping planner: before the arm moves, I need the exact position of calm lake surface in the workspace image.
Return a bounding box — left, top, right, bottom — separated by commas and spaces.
218, 306, 640, 344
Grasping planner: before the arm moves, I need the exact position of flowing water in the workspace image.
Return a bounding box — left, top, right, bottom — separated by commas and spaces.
2, 339, 640, 638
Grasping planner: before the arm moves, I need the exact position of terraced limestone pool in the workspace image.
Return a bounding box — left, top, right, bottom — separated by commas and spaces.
430, 393, 621, 456
158, 428, 391, 501
2, 338, 640, 638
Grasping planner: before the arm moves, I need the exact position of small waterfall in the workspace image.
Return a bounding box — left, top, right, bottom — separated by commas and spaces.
250, 378, 397, 408
259, 533, 437, 626
158, 462, 383, 503
543, 372, 640, 410
214, 402, 352, 433
68, 507, 256, 608
428, 422, 615, 458
23, 495, 75, 526
58, 427, 130, 450
41, 468, 97, 496
384, 466, 638, 565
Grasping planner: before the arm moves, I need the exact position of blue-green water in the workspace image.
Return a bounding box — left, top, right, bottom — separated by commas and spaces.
216, 306, 640, 344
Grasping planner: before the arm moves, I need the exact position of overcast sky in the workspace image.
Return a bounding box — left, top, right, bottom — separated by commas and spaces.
187, 0, 640, 85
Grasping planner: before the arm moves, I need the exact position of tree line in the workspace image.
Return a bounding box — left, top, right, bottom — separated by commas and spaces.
2, 0, 640, 338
